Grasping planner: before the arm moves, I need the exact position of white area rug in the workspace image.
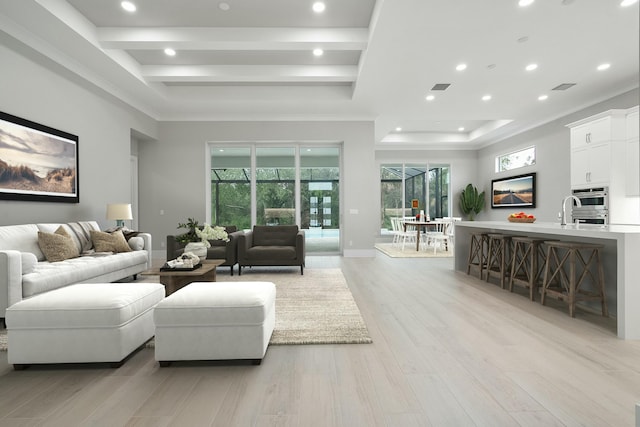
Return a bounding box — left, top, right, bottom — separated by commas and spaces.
375, 242, 454, 258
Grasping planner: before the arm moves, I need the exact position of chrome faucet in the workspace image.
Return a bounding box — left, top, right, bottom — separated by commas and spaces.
561, 195, 582, 225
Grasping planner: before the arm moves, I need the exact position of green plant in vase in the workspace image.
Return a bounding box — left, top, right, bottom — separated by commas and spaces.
460, 184, 485, 220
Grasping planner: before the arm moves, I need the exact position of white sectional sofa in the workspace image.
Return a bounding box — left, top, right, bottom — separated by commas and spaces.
0, 221, 152, 322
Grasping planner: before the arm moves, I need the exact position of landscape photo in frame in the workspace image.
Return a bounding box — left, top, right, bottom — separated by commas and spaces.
0, 111, 79, 203
491, 172, 536, 208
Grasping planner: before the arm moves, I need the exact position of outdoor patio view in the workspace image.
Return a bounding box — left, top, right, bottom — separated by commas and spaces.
210, 146, 340, 253
380, 163, 450, 231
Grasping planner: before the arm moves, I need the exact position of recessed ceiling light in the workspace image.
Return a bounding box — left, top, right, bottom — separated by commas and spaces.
395, 127, 402, 132
518, 0, 534, 6
482, 95, 492, 101
313, 48, 324, 56
597, 63, 611, 71
538, 94, 548, 101
218, 2, 230, 11
621, 0, 638, 6
164, 48, 176, 56
312, 2, 326, 13
458, 127, 465, 132
425, 95, 435, 101
121, 1, 136, 12
456, 63, 467, 71
525, 63, 538, 71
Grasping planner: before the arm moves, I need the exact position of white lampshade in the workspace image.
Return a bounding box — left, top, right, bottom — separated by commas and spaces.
106, 203, 133, 226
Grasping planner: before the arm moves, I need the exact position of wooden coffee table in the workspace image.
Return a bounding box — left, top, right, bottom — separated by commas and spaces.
141, 259, 225, 295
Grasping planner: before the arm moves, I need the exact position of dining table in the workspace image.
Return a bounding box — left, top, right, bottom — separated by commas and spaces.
402, 220, 444, 251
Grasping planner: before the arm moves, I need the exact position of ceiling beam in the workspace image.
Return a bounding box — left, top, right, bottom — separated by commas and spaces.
97, 27, 368, 51
141, 65, 358, 83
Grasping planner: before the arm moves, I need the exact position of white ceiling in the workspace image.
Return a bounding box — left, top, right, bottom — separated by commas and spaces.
0, 0, 638, 148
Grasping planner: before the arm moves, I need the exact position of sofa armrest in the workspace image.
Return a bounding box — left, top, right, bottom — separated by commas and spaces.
296, 230, 306, 263
138, 233, 152, 269
225, 230, 243, 263
237, 230, 254, 263
0, 250, 23, 318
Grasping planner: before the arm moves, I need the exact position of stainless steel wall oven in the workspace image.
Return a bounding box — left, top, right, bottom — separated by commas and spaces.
572, 187, 608, 225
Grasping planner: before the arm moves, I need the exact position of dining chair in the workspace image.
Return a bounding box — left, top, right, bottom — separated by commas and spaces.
423, 219, 453, 254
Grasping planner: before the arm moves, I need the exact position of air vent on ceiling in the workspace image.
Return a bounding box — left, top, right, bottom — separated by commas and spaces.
552, 83, 576, 91
431, 83, 451, 91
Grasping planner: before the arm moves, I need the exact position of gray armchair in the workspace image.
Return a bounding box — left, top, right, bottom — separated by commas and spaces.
237, 225, 305, 275
166, 225, 243, 275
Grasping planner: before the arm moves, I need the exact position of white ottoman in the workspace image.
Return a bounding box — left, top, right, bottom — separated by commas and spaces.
6, 282, 165, 369
153, 281, 276, 365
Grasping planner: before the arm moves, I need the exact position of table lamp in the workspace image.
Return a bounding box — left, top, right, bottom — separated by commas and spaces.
106, 203, 133, 227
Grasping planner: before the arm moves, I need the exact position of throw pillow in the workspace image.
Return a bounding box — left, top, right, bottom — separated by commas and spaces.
128, 236, 144, 251
37, 226, 80, 262
90, 230, 132, 253
20, 252, 38, 274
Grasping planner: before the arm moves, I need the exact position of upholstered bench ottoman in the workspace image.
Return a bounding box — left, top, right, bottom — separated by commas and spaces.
5, 282, 165, 369
153, 281, 276, 366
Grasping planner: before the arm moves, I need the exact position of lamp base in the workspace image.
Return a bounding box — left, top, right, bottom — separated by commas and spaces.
116, 220, 125, 227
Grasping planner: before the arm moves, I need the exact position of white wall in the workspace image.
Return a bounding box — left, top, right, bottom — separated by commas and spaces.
138, 121, 377, 256
0, 40, 157, 229
476, 88, 639, 222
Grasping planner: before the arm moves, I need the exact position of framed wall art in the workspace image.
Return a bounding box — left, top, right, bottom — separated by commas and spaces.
491, 172, 536, 208
0, 111, 79, 203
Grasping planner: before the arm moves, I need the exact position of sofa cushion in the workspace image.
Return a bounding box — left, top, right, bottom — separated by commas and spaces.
22, 251, 149, 298
38, 226, 80, 262
247, 246, 297, 261
128, 236, 144, 251
0, 224, 44, 260
91, 230, 132, 253
252, 225, 298, 246
21, 252, 38, 275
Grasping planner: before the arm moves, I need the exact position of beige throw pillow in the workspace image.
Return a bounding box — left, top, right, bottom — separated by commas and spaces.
38, 226, 80, 262
90, 230, 132, 253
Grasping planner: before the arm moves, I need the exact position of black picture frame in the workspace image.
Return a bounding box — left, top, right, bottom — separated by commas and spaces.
0, 111, 79, 203
491, 172, 536, 209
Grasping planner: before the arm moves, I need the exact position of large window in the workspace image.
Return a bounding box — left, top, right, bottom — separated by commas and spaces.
210, 147, 251, 229
380, 163, 450, 231
256, 147, 295, 226
210, 145, 340, 253
496, 146, 536, 172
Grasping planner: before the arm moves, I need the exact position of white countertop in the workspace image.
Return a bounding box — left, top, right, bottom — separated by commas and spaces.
456, 220, 640, 239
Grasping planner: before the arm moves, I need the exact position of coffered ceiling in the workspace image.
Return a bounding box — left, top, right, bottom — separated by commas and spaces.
0, 0, 638, 148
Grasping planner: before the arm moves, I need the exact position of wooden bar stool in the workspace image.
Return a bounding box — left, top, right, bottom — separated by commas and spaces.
485, 233, 514, 289
466, 232, 488, 279
540, 241, 608, 318
509, 237, 550, 301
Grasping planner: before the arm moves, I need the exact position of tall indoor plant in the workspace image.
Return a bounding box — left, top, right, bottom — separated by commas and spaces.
459, 183, 485, 220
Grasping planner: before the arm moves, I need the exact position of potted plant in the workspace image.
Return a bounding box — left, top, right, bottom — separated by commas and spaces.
460, 184, 485, 220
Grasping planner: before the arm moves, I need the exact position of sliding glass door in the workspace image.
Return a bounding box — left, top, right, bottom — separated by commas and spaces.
210, 144, 340, 254
380, 163, 450, 232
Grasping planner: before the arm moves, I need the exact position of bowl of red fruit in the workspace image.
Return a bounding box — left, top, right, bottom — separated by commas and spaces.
507, 212, 536, 223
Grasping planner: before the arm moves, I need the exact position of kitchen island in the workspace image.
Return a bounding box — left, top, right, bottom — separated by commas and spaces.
454, 221, 640, 340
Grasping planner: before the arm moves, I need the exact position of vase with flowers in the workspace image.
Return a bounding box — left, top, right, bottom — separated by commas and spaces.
176, 218, 229, 262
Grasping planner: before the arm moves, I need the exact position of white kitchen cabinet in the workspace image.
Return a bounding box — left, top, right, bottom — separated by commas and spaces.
568, 107, 640, 225
571, 143, 611, 187
567, 110, 627, 190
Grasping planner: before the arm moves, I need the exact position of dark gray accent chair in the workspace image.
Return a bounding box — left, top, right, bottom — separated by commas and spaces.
166, 226, 243, 275
237, 225, 305, 275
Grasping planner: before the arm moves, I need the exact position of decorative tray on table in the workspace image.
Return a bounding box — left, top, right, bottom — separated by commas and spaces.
160, 263, 202, 272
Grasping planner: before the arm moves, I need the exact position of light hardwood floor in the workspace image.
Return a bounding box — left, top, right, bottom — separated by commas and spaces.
1, 254, 639, 426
